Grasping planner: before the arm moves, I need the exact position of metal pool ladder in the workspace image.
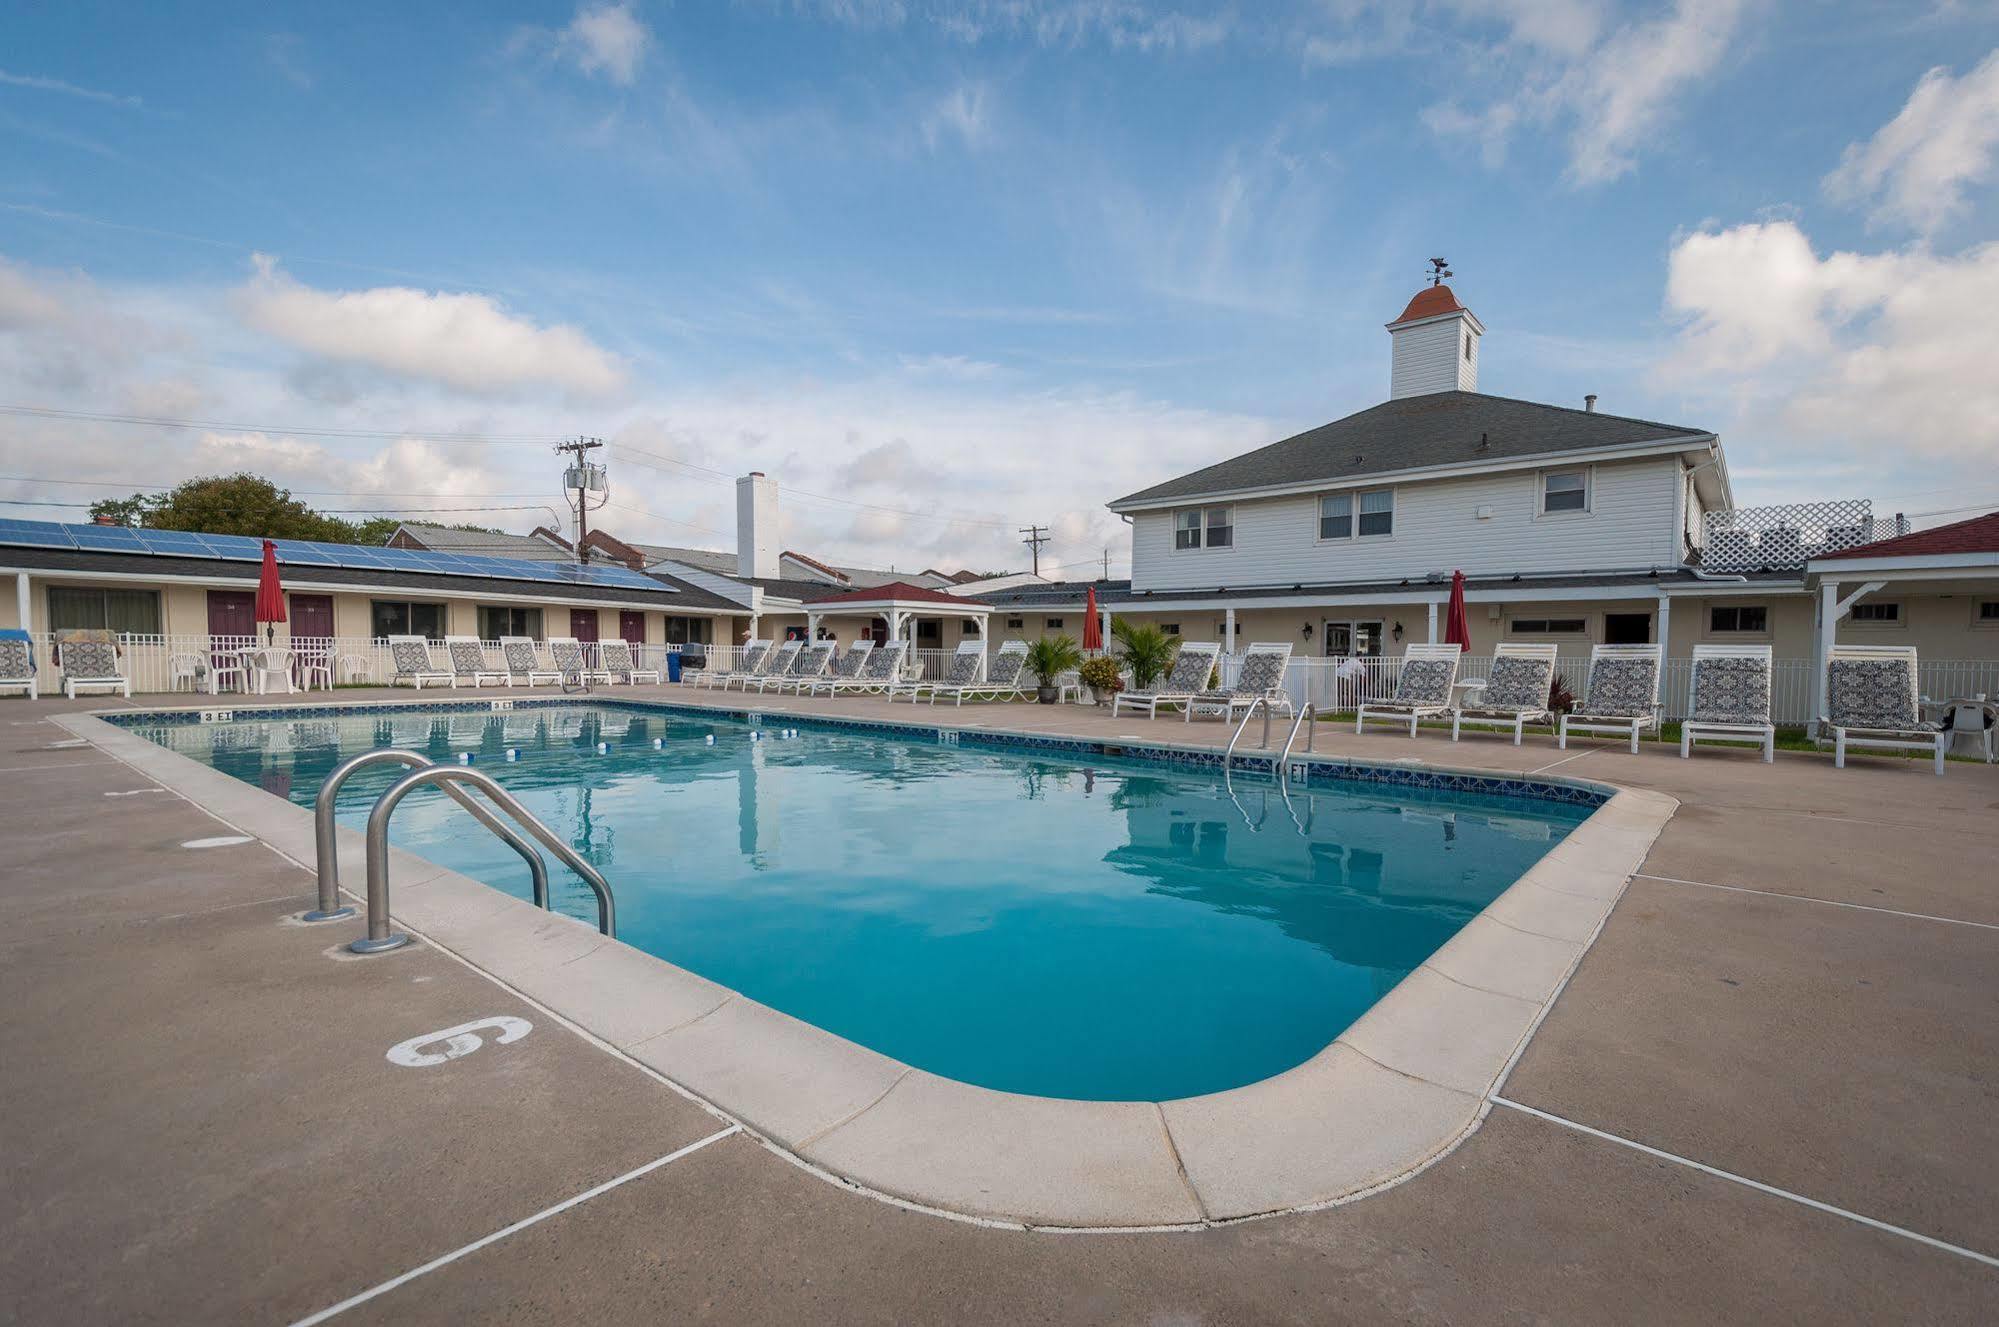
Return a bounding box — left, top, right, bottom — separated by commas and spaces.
307, 749, 617, 955
1224, 699, 1318, 780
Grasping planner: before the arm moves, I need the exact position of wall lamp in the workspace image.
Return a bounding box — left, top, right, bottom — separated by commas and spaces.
1391, 621, 1405, 642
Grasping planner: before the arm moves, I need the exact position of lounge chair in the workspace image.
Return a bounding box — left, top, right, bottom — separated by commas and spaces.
760, 641, 834, 694
1111, 641, 1222, 720
892, 639, 983, 703
1, 629, 38, 700
695, 639, 771, 690
724, 639, 801, 691
500, 636, 562, 687
812, 640, 906, 695
1821, 644, 1946, 775
930, 640, 1031, 706
1355, 643, 1461, 738
1451, 642, 1557, 745
388, 635, 453, 690
446, 636, 509, 688
549, 637, 613, 687
795, 639, 873, 693
1183, 642, 1293, 724
53, 630, 130, 700
599, 639, 662, 685
1558, 643, 1662, 753
1681, 643, 1775, 762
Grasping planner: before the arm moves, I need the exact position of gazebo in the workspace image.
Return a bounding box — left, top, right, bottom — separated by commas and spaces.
800, 580, 991, 648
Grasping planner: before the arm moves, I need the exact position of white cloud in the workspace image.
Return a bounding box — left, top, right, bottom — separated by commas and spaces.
921, 81, 993, 150
1824, 49, 1999, 236
0, 69, 145, 109
1422, 0, 1751, 185
562, 3, 652, 85
235, 255, 627, 398
1663, 220, 1999, 462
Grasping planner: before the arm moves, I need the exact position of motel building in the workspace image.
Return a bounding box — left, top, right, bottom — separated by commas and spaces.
969, 283, 1999, 727
0, 521, 746, 695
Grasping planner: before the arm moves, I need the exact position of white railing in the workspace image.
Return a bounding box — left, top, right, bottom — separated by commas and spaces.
1701, 500, 1907, 573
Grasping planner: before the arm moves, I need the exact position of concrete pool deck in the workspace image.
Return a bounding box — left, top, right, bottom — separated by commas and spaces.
3, 684, 1996, 1323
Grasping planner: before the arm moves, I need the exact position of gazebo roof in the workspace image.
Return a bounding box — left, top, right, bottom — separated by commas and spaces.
805, 580, 989, 614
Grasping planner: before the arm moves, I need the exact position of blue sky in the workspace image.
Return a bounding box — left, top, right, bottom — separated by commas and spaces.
3, 1, 1997, 574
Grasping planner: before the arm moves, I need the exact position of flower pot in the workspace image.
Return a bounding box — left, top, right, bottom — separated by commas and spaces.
1037, 685, 1059, 704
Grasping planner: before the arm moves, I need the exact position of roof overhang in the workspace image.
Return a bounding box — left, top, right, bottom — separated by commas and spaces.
1807, 552, 1999, 579
1385, 307, 1485, 335
803, 596, 990, 617
1107, 434, 1721, 514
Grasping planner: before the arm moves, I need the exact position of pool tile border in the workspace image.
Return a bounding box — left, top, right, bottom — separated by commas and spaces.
70, 696, 1670, 1229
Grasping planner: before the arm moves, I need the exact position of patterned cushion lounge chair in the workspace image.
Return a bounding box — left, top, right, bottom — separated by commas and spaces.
1182, 642, 1293, 724
388, 635, 453, 690
759, 642, 834, 694
446, 636, 510, 688
725, 639, 800, 691
599, 639, 662, 685
697, 640, 771, 690
1110, 641, 1222, 720
1681, 643, 1775, 763
1558, 643, 1661, 754
0, 629, 38, 700
813, 640, 905, 695
930, 640, 1032, 706
1451, 642, 1557, 746
892, 640, 984, 703
1355, 643, 1462, 738
793, 639, 872, 694
500, 637, 562, 688
1821, 644, 1945, 775
549, 637, 613, 687
54, 629, 130, 700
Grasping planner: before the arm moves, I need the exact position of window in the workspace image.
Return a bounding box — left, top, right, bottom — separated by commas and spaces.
1174, 506, 1233, 549
962, 619, 981, 636
1006, 616, 1024, 629
371, 600, 445, 639
1046, 618, 1065, 629
47, 586, 160, 635
1357, 489, 1394, 537
1510, 617, 1587, 635
1160, 623, 1180, 635
1851, 602, 1900, 624
477, 605, 543, 639
663, 616, 712, 646
1980, 601, 1999, 623
1709, 605, 1768, 633
1319, 493, 1351, 540
916, 619, 942, 643
1541, 469, 1589, 514
1464, 332, 1473, 360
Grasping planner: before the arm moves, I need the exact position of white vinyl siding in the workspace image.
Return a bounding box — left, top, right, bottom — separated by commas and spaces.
1129, 457, 1682, 592
1389, 316, 1477, 398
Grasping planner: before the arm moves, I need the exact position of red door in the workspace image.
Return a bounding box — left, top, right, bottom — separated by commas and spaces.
207, 590, 256, 642
291, 594, 335, 641
618, 611, 645, 646
569, 610, 599, 643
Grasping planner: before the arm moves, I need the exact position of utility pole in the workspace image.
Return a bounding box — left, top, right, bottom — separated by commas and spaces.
1101, 547, 1110, 580
555, 437, 606, 563
1019, 524, 1049, 576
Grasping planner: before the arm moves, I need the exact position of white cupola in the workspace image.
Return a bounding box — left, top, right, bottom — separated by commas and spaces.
1387, 282, 1483, 399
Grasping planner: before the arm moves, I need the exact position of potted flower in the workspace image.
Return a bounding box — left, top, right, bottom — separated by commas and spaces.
1024, 635, 1083, 704
1078, 655, 1123, 706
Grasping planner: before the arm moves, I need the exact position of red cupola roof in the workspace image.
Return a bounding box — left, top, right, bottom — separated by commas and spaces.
1389, 284, 1467, 326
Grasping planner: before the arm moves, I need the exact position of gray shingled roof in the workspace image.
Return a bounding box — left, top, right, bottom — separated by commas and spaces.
1111, 391, 1710, 508
394, 523, 573, 561
637, 544, 951, 591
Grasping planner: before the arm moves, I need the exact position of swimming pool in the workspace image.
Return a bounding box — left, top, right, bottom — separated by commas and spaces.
130, 701, 1592, 1102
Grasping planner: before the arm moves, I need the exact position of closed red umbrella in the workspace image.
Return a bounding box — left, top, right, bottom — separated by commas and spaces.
255, 539, 287, 644
1082, 586, 1103, 651
1443, 569, 1471, 651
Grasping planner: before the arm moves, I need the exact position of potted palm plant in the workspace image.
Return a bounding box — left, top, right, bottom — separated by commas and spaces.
1024, 634, 1083, 704
1111, 618, 1178, 691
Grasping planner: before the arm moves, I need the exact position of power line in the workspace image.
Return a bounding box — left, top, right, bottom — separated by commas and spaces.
1018, 524, 1049, 576
0, 473, 555, 500
0, 403, 557, 445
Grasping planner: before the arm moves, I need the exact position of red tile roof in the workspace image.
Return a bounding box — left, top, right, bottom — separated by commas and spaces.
1390, 284, 1467, 326
1818, 510, 1999, 560
808, 580, 973, 607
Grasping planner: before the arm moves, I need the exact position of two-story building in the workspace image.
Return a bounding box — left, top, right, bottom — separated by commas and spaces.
972, 281, 1999, 724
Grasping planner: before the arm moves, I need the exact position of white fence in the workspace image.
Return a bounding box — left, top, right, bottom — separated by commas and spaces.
12, 632, 1995, 724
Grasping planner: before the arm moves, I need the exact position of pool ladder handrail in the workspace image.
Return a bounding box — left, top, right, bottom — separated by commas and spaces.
1274, 703, 1319, 783
308, 749, 547, 924
1224, 698, 1318, 776
1224, 696, 1279, 769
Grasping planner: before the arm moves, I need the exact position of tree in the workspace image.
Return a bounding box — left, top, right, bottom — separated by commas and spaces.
1112, 617, 1180, 691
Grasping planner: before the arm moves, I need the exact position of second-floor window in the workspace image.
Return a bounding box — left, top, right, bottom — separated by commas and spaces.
1175, 506, 1233, 549
1541, 469, 1590, 514
1320, 489, 1393, 540
1709, 605, 1767, 633
1851, 602, 1900, 624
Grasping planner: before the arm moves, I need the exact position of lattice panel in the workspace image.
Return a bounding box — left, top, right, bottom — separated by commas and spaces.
1700, 501, 1905, 572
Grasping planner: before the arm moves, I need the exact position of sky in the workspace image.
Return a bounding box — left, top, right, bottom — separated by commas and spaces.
2, 0, 1998, 578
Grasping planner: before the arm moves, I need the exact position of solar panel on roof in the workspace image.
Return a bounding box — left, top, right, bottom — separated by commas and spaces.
270, 540, 340, 565
70, 525, 149, 551
0, 519, 76, 548
198, 534, 265, 560
132, 531, 210, 554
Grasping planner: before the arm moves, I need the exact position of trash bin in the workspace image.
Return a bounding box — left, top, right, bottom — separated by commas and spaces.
665, 649, 683, 684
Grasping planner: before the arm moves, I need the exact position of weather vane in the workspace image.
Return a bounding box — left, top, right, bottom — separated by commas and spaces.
1427, 257, 1452, 287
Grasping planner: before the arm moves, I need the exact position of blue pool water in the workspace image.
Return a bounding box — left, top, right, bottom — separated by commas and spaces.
132, 703, 1590, 1101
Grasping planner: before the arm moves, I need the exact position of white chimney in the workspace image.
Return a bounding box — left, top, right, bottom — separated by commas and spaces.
1386, 284, 1483, 399
736, 471, 778, 579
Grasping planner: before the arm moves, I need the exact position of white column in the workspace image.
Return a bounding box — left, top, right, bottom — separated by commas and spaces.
1655, 595, 1671, 647
806, 611, 822, 640
1813, 581, 1838, 736
1426, 601, 1438, 643
14, 572, 29, 634
746, 614, 760, 643
1223, 606, 1236, 654
1099, 604, 1112, 653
